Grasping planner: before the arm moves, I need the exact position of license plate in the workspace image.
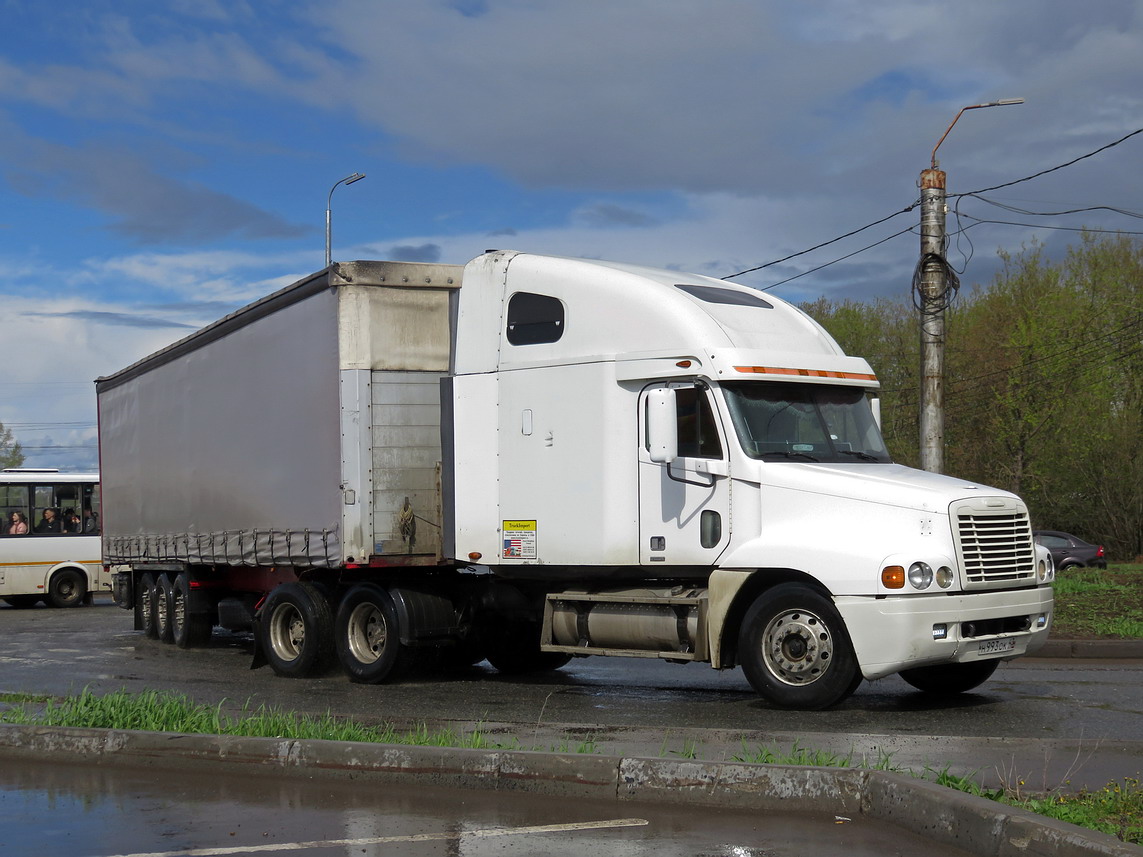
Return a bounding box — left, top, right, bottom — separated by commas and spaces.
977, 637, 1016, 656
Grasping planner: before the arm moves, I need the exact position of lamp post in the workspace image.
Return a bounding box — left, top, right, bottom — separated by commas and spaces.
325, 172, 366, 268
918, 99, 1023, 473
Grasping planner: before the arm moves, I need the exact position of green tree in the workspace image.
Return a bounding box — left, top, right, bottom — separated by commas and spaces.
800, 296, 919, 466
0, 422, 23, 469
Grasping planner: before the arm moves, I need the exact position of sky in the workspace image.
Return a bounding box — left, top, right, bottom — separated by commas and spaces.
1, 0, 1141, 470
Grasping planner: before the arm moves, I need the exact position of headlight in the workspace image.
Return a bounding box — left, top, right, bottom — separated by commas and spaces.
908, 561, 934, 590
935, 566, 954, 588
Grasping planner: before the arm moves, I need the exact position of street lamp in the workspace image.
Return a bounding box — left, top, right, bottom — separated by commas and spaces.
917, 99, 1023, 474
325, 172, 366, 268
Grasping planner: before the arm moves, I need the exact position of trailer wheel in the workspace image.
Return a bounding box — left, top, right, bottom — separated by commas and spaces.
898, 659, 999, 695
485, 622, 572, 674
172, 572, 213, 649
737, 583, 861, 710
335, 584, 414, 683
137, 573, 158, 638
46, 568, 87, 608
153, 574, 175, 643
259, 582, 335, 678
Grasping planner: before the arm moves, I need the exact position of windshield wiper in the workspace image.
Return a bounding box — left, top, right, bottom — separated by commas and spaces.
761, 451, 820, 462
837, 449, 883, 462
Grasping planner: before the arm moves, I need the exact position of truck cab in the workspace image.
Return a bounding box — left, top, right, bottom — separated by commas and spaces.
446, 251, 1054, 708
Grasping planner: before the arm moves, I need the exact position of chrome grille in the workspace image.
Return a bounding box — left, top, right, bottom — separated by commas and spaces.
953, 500, 1036, 586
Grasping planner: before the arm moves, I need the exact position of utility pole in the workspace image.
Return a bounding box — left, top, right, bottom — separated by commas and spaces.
918, 99, 1024, 473
918, 163, 947, 473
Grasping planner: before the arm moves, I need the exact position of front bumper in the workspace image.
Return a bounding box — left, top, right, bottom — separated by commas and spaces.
836, 586, 1054, 680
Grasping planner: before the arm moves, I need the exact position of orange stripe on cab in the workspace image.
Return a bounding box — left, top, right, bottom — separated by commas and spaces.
734, 366, 878, 382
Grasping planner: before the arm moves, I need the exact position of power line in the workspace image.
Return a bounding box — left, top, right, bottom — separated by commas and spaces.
757, 226, 915, 291
721, 205, 918, 280
954, 214, 1143, 237
966, 194, 1143, 220
950, 127, 1143, 199
723, 126, 1143, 286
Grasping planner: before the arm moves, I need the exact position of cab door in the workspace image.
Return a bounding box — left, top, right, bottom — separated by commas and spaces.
638, 382, 731, 566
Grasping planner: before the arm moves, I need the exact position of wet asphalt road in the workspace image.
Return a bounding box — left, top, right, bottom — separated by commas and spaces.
0, 757, 979, 857
3, 596, 1143, 791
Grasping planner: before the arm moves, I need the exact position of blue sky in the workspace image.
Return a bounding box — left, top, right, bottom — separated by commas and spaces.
2, 0, 1142, 469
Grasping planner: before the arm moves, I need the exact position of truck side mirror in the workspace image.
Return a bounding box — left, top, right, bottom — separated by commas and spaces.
870, 395, 882, 430
647, 389, 678, 463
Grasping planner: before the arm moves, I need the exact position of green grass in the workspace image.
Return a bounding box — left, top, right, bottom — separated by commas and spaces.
0, 688, 506, 749
1051, 562, 1143, 639
7, 689, 1139, 843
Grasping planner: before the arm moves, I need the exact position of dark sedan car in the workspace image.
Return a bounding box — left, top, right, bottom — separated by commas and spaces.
1033, 530, 1107, 570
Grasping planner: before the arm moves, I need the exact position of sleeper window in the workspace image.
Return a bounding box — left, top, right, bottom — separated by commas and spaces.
506, 292, 565, 345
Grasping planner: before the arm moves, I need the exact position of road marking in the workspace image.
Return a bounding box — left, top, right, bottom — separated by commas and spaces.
98, 817, 650, 857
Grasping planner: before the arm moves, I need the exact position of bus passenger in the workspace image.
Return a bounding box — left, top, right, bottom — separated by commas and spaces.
34, 508, 63, 534
7, 511, 28, 534
62, 508, 82, 533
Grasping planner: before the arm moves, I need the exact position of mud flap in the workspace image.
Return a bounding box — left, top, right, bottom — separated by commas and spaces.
249, 615, 268, 670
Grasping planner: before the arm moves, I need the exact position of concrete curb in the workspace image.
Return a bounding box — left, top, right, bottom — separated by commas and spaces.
0, 724, 1137, 857
1032, 640, 1143, 659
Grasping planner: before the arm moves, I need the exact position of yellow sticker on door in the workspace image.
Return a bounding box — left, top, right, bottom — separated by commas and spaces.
503, 520, 537, 559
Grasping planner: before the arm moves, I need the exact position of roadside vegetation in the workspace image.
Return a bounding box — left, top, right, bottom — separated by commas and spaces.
2, 688, 1140, 843
1050, 562, 1143, 639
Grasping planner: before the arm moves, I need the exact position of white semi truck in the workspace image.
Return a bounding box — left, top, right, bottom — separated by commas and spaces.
98, 250, 1054, 709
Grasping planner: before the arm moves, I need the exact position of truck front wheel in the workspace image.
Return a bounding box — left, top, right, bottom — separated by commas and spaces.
737, 584, 861, 710
899, 659, 999, 694
259, 582, 335, 678
334, 584, 414, 683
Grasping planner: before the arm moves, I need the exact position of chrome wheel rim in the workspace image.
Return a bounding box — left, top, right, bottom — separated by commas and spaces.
346, 602, 387, 665
761, 608, 833, 686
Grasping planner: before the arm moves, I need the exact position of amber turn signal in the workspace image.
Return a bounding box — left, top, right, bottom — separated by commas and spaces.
881, 566, 905, 588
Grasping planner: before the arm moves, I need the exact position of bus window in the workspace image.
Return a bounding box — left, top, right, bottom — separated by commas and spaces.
2, 485, 29, 535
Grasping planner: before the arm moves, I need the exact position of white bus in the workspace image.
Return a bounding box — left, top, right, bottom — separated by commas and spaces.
0, 469, 106, 608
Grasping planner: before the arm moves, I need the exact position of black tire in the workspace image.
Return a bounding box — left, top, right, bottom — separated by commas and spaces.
153, 574, 175, 643
259, 582, 335, 678
172, 572, 213, 649
137, 572, 158, 638
899, 659, 999, 695
3, 595, 42, 608
334, 584, 415, 683
485, 622, 572, 674
46, 567, 87, 608
737, 583, 861, 710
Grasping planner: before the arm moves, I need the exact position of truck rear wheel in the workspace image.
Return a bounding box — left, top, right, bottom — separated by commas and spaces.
172, 571, 213, 649
46, 568, 87, 608
899, 659, 999, 694
737, 583, 861, 710
137, 573, 158, 638
259, 582, 335, 678
335, 584, 414, 683
153, 574, 175, 642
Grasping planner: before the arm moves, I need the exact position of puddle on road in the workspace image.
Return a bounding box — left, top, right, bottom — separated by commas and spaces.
0, 754, 976, 857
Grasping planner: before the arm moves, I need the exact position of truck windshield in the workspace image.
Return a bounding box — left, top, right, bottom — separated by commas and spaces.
722, 381, 891, 463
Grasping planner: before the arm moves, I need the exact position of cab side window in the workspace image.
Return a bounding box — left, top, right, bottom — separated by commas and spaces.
676, 388, 722, 459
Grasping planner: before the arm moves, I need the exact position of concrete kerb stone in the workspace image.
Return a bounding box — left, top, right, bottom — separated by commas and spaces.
0, 723, 1138, 857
